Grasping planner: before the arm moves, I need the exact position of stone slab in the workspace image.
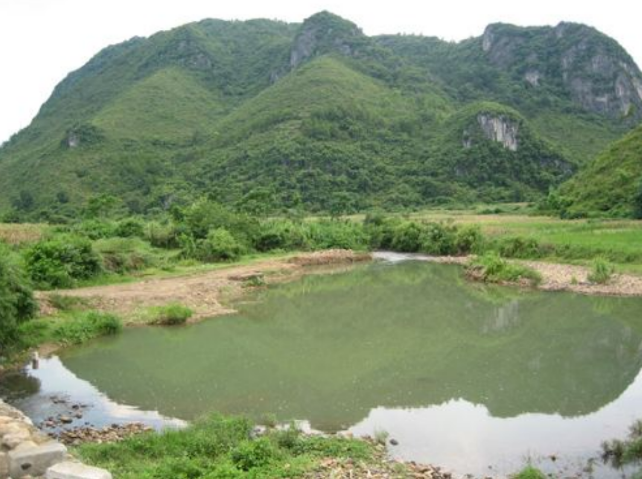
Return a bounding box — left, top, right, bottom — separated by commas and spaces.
8, 442, 67, 478
46, 461, 113, 479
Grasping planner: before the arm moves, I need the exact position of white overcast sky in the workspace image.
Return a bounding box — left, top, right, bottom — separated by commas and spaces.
1, 0, 641, 143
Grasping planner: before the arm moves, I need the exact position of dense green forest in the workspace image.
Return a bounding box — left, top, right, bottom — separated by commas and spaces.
548, 124, 642, 218
1, 11, 641, 220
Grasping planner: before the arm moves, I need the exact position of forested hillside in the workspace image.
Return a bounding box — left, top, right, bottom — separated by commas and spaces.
1, 11, 641, 219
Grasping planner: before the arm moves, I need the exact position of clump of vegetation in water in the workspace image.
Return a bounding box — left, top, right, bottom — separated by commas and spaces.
151, 303, 193, 326
512, 465, 547, 479
602, 419, 642, 472
588, 258, 615, 284
467, 252, 542, 286
77, 414, 375, 479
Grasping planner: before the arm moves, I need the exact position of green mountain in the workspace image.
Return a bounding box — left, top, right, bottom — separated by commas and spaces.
1, 12, 641, 218
555, 125, 642, 217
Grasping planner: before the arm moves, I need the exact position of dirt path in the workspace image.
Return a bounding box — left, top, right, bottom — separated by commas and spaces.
37, 250, 371, 323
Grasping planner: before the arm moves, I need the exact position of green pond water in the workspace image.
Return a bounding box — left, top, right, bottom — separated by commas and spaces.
5, 259, 642, 477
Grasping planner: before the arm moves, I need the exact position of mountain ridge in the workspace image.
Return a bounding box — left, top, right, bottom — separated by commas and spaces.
1, 12, 640, 218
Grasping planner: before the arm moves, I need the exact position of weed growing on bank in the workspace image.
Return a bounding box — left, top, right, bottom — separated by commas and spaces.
77, 414, 372, 479
467, 252, 542, 286
151, 303, 194, 325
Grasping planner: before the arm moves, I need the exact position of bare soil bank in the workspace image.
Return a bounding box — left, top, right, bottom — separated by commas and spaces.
37, 250, 372, 323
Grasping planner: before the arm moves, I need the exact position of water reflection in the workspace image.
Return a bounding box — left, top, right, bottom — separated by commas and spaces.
2, 261, 642, 477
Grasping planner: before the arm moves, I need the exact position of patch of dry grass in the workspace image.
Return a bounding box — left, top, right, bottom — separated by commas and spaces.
0, 223, 49, 245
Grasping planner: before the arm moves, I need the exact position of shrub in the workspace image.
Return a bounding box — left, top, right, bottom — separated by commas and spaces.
114, 218, 145, 238
254, 220, 310, 252
308, 220, 369, 250
52, 311, 122, 345
192, 228, 245, 262
588, 258, 614, 284
182, 199, 260, 244
0, 244, 37, 350
467, 252, 542, 285
512, 466, 546, 479
390, 222, 424, 252
93, 237, 154, 274
151, 303, 193, 326
70, 219, 117, 240
419, 222, 457, 255
145, 221, 182, 249
454, 225, 484, 255
231, 437, 282, 471
24, 235, 103, 289
498, 236, 543, 259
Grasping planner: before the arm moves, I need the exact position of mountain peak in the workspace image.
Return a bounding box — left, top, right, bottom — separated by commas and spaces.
290, 11, 365, 68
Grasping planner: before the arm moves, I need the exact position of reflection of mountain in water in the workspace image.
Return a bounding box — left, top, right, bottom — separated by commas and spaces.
58, 262, 642, 431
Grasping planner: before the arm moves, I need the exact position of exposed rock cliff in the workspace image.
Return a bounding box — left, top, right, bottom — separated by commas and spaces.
482, 22, 642, 120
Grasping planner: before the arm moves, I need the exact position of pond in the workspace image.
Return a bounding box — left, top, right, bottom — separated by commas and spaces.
3, 258, 642, 477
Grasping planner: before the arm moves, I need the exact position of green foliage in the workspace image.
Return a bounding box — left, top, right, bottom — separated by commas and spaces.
77, 414, 374, 479
0, 243, 37, 350
512, 465, 547, 479
2, 13, 636, 218
467, 252, 542, 285
93, 237, 155, 274
51, 311, 122, 345
231, 437, 282, 471
254, 219, 311, 252
188, 228, 246, 263
24, 235, 102, 289
114, 218, 145, 238
588, 258, 615, 284
151, 303, 193, 326
557, 125, 642, 218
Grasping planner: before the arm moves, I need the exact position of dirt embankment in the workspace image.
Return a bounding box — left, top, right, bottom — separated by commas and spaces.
36, 250, 371, 323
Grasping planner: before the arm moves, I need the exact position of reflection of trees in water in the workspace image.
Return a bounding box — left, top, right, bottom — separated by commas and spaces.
61, 262, 642, 429
0, 370, 41, 401
483, 300, 521, 333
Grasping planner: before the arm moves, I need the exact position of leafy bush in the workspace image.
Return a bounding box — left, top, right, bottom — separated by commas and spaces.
454, 225, 484, 255
52, 311, 122, 345
24, 235, 103, 289
145, 221, 182, 249
0, 244, 37, 350
390, 221, 424, 252
181, 199, 259, 245
254, 220, 311, 252
114, 218, 145, 238
190, 228, 245, 262
231, 437, 282, 471
419, 222, 457, 255
498, 236, 543, 259
467, 252, 542, 285
151, 303, 193, 325
93, 237, 154, 274
588, 258, 614, 284
69, 219, 117, 240
307, 220, 369, 250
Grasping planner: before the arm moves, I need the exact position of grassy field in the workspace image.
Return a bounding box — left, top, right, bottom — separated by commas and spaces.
389, 209, 642, 273
0, 223, 49, 245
